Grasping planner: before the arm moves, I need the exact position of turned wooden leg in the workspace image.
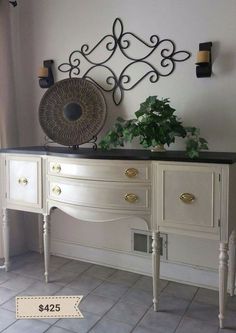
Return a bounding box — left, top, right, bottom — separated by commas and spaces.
38, 215, 44, 255
43, 215, 50, 283
219, 242, 229, 329
2, 209, 10, 272
152, 231, 161, 311
229, 230, 236, 297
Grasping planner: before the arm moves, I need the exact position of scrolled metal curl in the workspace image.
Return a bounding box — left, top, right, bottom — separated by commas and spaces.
58, 18, 191, 105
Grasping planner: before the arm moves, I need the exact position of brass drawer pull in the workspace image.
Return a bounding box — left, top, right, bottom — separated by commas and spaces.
52, 164, 61, 173
180, 192, 195, 204
18, 177, 28, 186
125, 168, 138, 178
52, 185, 62, 195
124, 193, 138, 203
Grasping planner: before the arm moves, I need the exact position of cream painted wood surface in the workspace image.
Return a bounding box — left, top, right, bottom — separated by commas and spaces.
154, 162, 221, 235
48, 157, 151, 182
48, 177, 151, 211
6, 156, 42, 210
48, 201, 151, 227
1, 153, 236, 328
219, 242, 229, 328
229, 230, 236, 296
43, 214, 50, 284
2, 209, 9, 271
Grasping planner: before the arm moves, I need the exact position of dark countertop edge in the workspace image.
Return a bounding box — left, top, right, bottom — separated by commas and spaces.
1, 149, 47, 155
46, 152, 235, 164
1, 146, 236, 164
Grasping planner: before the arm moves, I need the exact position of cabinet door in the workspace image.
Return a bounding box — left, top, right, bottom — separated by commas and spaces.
154, 162, 221, 235
6, 156, 42, 209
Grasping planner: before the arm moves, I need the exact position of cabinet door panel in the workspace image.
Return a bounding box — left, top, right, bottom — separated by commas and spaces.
156, 163, 221, 234
6, 156, 42, 208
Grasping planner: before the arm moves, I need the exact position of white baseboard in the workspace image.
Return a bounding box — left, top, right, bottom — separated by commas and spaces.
51, 238, 219, 290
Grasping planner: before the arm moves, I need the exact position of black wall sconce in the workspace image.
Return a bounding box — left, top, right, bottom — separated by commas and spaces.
38, 60, 54, 88
9, 1, 17, 7
196, 42, 212, 78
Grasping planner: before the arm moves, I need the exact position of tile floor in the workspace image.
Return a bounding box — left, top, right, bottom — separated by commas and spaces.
0, 252, 235, 333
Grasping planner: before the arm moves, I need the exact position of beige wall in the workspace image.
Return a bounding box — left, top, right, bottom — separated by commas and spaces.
9, 0, 236, 270
11, 0, 236, 150
0, 1, 28, 258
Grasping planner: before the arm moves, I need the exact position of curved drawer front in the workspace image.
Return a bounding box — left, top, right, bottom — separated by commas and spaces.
48, 158, 150, 182
48, 178, 150, 211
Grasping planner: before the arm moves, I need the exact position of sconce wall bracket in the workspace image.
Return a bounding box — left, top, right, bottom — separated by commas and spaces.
9, 1, 17, 7
196, 42, 212, 78
39, 60, 54, 89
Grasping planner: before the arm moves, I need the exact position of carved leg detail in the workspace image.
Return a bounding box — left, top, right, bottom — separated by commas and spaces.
152, 231, 161, 311
229, 230, 236, 297
43, 215, 50, 283
38, 215, 44, 255
2, 209, 10, 272
219, 242, 229, 329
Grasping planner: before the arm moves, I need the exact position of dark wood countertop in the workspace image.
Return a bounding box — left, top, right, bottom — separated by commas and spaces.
1, 146, 236, 164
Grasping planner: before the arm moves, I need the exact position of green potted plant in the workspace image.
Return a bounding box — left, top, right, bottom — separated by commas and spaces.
99, 96, 208, 158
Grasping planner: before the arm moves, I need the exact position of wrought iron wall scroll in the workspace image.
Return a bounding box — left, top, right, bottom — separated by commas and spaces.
58, 18, 191, 106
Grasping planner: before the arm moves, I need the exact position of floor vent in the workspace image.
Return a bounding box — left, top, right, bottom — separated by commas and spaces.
132, 229, 167, 260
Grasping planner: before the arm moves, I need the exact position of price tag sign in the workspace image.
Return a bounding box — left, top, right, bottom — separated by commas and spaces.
16, 296, 83, 319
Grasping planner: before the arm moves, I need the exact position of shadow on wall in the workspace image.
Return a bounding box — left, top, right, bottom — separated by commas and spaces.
97, 83, 129, 146
212, 41, 235, 76
13, 0, 40, 146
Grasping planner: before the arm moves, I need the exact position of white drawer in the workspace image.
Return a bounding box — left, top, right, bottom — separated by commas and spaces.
6, 156, 42, 209
48, 157, 150, 182
155, 162, 221, 234
48, 177, 150, 211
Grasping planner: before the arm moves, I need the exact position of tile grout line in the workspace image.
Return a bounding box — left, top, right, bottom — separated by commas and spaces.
0, 257, 93, 333
0, 258, 89, 332
0, 316, 18, 333
44, 260, 104, 331
0, 319, 51, 333
129, 280, 171, 333
2, 254, 234, 332
43, 323, 75, 333
0, 273, 57, 332
52, 266, 120, 332
85, 273, 142, 333
0, 263, 152, 333
129, 304, 153, 333
0, 279, 42, 308
172, 286, 200, 333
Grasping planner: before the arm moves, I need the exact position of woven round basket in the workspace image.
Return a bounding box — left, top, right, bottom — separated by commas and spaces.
39, 78, 107, 146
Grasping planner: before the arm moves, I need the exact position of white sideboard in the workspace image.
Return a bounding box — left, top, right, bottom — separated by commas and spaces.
1, 147, 236, 328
